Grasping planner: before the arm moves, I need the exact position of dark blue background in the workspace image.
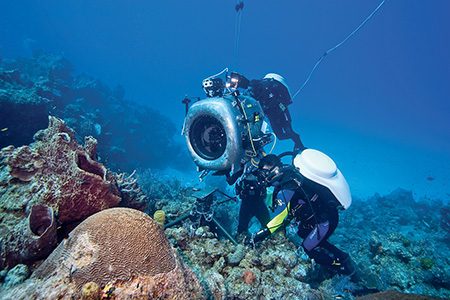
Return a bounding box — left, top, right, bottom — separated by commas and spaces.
1, 1, 449, 199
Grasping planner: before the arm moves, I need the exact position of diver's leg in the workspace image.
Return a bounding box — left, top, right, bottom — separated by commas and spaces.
254, 196, 271, 228
269, 109, 305, 150
237, 197, 252, 234
285, 127, 304, 152
301, 239, 349, 271
281, 110, 305, 151
321, 241, 348, 259
321, 241, 357, 276
268, 117, 287, 140
300, 220, 356, 276
298, 210, 341, 266
266, 110, 289, 140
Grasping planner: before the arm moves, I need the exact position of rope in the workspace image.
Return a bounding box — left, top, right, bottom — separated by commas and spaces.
205, 67, 229, 80
292, 0, 387, 99
238, 100, 258, 156
268, 132, 277, 154
233, 1, 244, 68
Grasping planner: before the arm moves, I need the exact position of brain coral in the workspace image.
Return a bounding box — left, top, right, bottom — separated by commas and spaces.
36, 207, 176, 287
2, 208, 203, 299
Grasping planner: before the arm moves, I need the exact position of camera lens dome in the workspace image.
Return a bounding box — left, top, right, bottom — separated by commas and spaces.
189, 115, 227, 160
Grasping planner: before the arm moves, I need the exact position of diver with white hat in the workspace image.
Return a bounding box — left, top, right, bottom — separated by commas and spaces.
249, 150, 357, 279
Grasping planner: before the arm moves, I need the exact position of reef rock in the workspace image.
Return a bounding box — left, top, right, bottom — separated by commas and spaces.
3, 264, 30, 288
0, 53, 189, 172
356, 290, 440, 300
0, 116, 121, 268
165, 225, 317, 300
115, 170, 150, 212
0, 67, 49, 148
2, 204, 57, 269
0, 208, 203, 299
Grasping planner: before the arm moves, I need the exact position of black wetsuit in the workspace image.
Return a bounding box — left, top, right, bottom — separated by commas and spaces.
249, 79, 305, 152
257, 166, 354, 275
236, 173, 270, 234
293, 177, 350, 270
227, 164, 270, 235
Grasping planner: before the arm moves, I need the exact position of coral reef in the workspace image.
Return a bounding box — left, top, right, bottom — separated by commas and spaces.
154, 182, 449, 299
356, 290, 440, 299
0, 53, 188, 172
0, 155, 447, 299
115, 170, 149, 212
165, 226, 319, 300
0, 208, 203, 299
0, 116, 121, 269
2, 264, 30, 289
137, 169, 194, 217
154, 210, 166, 226
331, 188, 450, 298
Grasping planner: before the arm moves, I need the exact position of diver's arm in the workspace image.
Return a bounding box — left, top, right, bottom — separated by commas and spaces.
226, 168, 244, 185
252, 227, 271, 243
252, 199, 290, 243
265, 202, 290, 233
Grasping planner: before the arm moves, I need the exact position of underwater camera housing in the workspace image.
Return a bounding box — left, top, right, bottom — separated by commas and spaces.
183, 89, 271, 173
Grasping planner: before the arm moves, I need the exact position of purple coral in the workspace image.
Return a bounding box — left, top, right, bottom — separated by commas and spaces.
0, 117, 121, 269
3, 204, 57, 268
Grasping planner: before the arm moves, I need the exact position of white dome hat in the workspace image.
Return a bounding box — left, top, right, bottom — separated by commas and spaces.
293, 149, 352, 209
263, 73, 291, 97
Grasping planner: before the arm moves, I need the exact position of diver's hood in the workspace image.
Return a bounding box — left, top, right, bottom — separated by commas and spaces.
293, 149, 352, 209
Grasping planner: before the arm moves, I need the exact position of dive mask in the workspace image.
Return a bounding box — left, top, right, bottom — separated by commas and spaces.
260, 165, 284, 185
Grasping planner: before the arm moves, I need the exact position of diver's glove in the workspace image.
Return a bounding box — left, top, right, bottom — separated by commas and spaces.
251, 228, 271, 244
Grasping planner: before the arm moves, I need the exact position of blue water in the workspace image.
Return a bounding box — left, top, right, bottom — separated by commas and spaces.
0, 0, 450, 199
2, 2, 450, 298
1, 1, 449, 198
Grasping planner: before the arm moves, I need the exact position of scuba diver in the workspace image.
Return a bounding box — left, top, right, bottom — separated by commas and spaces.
250, 152, 357, 279
221, 72, 307, 235
228, 72, 306, 235
248, 73, 306, 153
226, 159, 271, 236
226, 71, 306, 154
195, 70, 308, 236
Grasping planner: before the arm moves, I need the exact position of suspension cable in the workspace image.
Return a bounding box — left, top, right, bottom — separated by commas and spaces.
205, 67, 229, 80
292, 0, 387, 99
233, 1, 244, 68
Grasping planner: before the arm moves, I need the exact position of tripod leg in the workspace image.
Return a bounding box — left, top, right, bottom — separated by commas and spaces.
211, 217, 238, 245
164, 213, 191, 229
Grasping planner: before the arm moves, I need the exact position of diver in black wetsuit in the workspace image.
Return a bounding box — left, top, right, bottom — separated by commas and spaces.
226, 160, 271, 236
249, 73, 305, 153
224, 72, 305, 236
251, 154, 357, 278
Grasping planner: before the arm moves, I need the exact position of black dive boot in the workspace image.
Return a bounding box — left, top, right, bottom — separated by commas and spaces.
334, 255, 360, 282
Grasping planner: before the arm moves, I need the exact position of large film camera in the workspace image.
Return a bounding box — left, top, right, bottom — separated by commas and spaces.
182, 71, 272, 175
